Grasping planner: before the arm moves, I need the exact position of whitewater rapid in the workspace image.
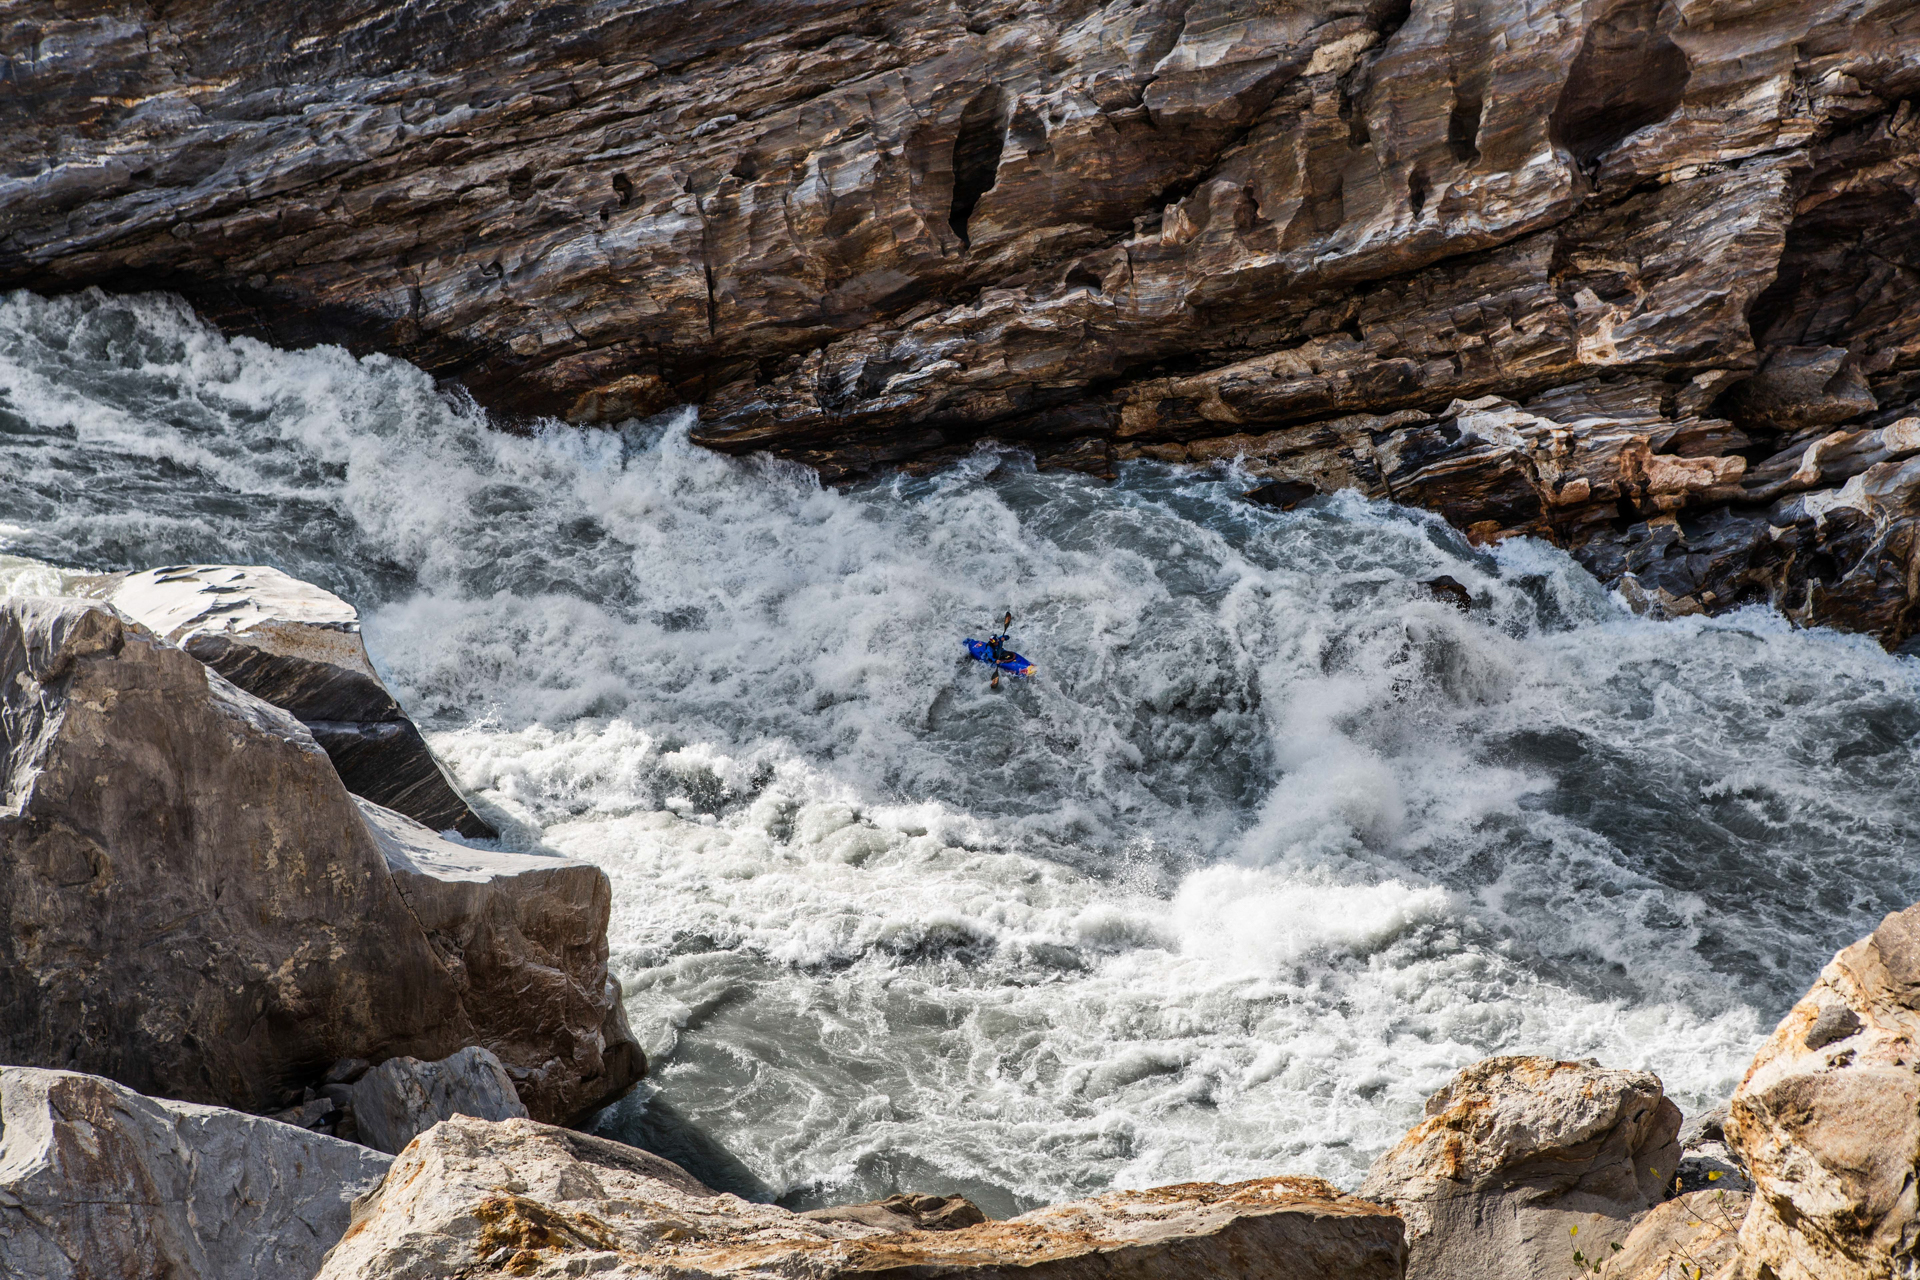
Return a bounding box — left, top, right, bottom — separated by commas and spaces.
6, 288, 1920, 1212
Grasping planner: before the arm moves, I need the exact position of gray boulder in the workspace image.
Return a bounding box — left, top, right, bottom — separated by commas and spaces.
0, 1065, 390, 1280
97, 564, 493, 837
350, 1046, 529, 1155
0, 595, 641, 1122
1360, 1056, 1683, 1280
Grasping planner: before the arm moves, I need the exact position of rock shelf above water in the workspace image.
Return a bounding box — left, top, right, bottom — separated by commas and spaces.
4, 0, 1919, 641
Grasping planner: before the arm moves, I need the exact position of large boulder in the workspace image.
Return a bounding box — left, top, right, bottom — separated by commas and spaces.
0, 594, 641, 1122
316, 1116, 1406, 1279
1725, 902, 1920, 1278
97, 564, 493, 836
0, 1065, 391, 1280
1600, 1190, 1751, 1280
1360, 1056, 1683, 1280
349, 1046, 529, 1156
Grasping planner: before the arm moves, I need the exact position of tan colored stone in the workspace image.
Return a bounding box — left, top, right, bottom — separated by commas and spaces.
315, 1115, 1406, 1279
1724, 903, 1920, 1279
1361, 1055, 1682, 1280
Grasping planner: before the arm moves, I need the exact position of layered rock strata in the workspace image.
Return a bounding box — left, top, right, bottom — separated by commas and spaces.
0, 594, 641, 1122
1360, 1055, 1683, 1280
1724, 901, 1920, 1279
97, 564, 493, 837
4, 0, 1920, 640
314, 1115, 1408, 1280
0, 1065, 391, 1280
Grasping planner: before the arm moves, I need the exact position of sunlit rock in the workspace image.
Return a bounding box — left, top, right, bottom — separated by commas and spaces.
316, 1114, 1407, 1279
98, 563, 494, 836
1360, 1055, 1682, 1280
1726, 902, 1920, 1278
0, 1066, 390, 1280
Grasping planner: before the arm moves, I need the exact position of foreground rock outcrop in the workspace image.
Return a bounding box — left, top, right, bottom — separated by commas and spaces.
5, 0, 1920, 641
0, 594, 640, 1122
0, 1066, 390, 1280
1725, 901, 1920, 1278
315, 1115, 1407, 1279
97, 564, 493, 837
1600, 1189, 1750, 1280
1360, 1056, 1682, 1280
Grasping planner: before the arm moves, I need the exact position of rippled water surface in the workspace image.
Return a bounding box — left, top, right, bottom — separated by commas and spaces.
5, 289, 1918, 1211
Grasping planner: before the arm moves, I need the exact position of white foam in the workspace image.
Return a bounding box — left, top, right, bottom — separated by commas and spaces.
5, 288, 1920, 1207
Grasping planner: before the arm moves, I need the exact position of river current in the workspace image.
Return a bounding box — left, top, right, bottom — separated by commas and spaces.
4, 288, 1918, 1214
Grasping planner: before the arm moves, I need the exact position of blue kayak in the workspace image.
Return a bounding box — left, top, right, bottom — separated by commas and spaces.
964, 638, 1036, 678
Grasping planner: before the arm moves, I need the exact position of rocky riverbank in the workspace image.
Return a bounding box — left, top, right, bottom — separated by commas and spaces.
5, 0, 1920, 643
0, 561, 1914, 1275
0, 579, 641, 1122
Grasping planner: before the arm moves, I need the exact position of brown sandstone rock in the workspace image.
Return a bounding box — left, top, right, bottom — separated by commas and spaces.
0, 594, 640, 1123
1360, 1055, 1683, 1280
314, 1114, 1407, 1279
1600, 1189, 1751, 1280
98, 564, 494, 837
1723, 902, 1920, 1279
0, 1065, 392, 1280
2, 0, 1918, 642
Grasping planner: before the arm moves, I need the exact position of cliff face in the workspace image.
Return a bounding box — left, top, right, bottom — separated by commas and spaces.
4, 1, 1919, 639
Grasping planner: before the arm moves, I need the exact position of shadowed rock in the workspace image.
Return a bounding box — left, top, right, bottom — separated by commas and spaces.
351, 1046, 529, 1156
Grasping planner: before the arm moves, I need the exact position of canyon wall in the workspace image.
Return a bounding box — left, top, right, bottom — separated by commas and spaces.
4, 0, 1919, 638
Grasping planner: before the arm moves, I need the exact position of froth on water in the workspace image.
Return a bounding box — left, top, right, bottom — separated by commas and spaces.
4, 288, 1919, 1208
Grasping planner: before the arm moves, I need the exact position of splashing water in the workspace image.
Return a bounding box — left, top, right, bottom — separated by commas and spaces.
5, 288, 1919, 1212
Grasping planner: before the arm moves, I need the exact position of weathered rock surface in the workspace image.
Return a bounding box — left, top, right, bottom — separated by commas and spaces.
1676, 1105, 1752, 1195
0, 1065, 391, 1280
350, 1046, 530, 1156
1600, 1189, 1750, 1280
98, 563, 493, 837
1360, 1055, 1683, 1280
0, 594, 641, 1122
315, 1115, 1407, 1279
1724, 901, 1920, 1279
4, 0, 1920, 641
802, 1192, 990, 1234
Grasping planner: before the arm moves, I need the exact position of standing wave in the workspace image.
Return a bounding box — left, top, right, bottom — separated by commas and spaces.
4, 287, 1920, 1211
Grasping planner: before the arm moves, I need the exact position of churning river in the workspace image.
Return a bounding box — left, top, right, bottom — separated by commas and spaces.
5, 288, 1919, 1215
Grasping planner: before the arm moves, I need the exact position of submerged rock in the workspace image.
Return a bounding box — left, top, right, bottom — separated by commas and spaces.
351, 1046, 530, 1156
1725, 902, 1920, 1278
0, 1066, 390, 1280
315, 1115, 1406, 1279
1360, 1055, 1682, 1280
0, 595, 641, 1122
98, 564, 494, 837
